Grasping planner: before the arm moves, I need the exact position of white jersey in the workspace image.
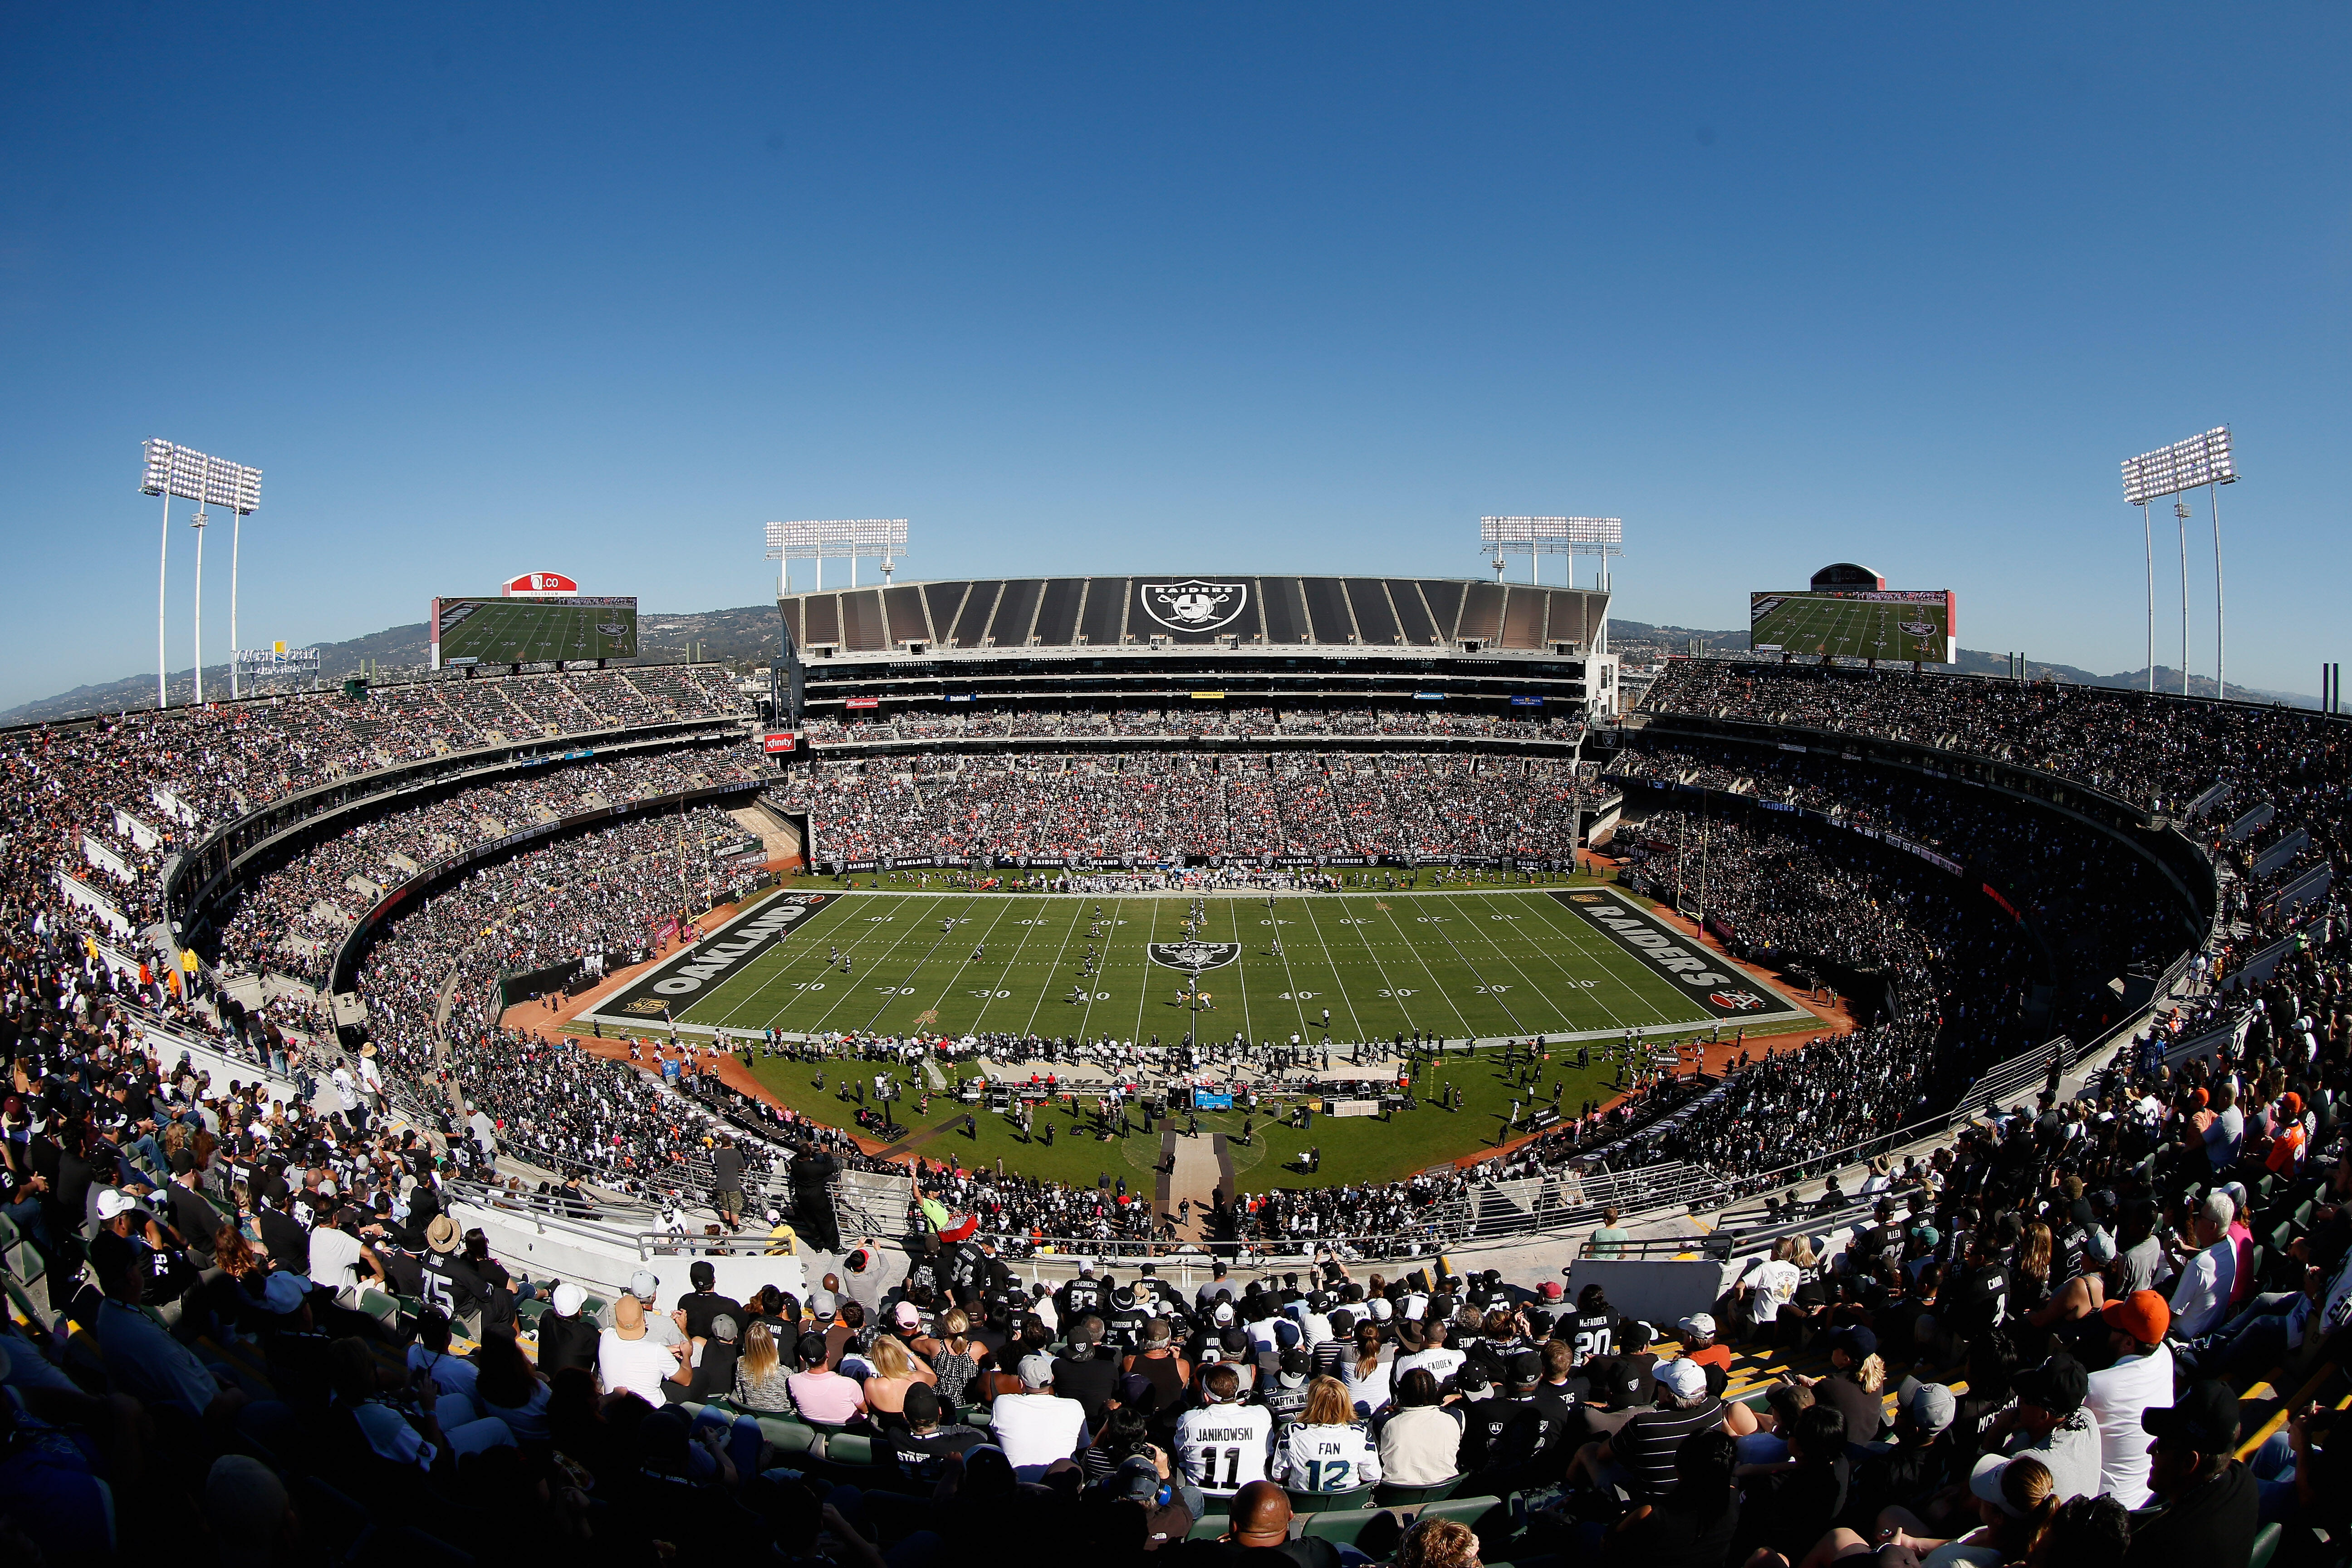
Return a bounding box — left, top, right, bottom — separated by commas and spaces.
1271, 1421, 1382, 1493
1175, 1402, 1276, 1496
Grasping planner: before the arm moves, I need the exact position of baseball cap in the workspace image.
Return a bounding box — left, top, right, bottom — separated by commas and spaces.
1018, 1353, 1057, 1390
1906, 1381, 1956, 1435
2102, 1289, 2169, 1345
1370, 1298, 1393, 1321
1078, 1258, 1096, 1274
1278, 1348, 1310, 1387
893, 1300, 921, 1329
551, 1282, 586, 1316
261, 1272, 309, 1315
765, 1208, 780, 1223
902, 1383, 941, 1423
1599, 1361, 1644, 1404
2085, 1229, 2118, 1263
96, 1188, 135, 1220
1539, 1280, 1564, 1302
1110, 1454, 1161, 1503
2145, 1380, 2240, 1454
1970, 1453, 2029, 1517
1506, 1349, 1545, 1387
2010, 1354, 2089, 1416
1656, 1357, 1706, 1400
710, 1314, 740, 1342
628, 1268, 661, 1301
1832, 1325, 1879, 1360
1212, 1302, 1235, 1325
1274, 1318, 1301, 1350
1677, 1312, 1716, 1338
808, 1289, 838, 1317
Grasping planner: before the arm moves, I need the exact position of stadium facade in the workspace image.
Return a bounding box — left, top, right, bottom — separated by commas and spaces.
771, 572, 1619, 732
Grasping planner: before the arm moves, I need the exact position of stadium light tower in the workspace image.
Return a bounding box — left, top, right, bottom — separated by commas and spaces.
766, 519, 910, 593
141, 440, 262, 708
2122, 427, 2235, 699
1479, 517, 1623, 589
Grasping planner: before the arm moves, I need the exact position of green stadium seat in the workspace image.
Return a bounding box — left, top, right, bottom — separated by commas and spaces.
1302, 1508, 1386, 1547
1187, 1515, 1229, 1541
358, 1289, 402, 1328
1416, 1495, 1505, 1530
1375, 1478, 1463, 1506
2249, 1521, 2283, 1568
757, 1416, 823, 1459
0, 1213, 18, 1250
825, 1432, 876, 1468
1288, 1485, 1376, 1514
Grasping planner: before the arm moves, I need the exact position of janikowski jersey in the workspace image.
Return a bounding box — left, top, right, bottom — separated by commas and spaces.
1271, 1422, 1383, 1493
1175, 1402, 1276, 1496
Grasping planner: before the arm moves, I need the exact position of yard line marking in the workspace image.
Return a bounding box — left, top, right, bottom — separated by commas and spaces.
803, 893, 949, 1034
1019, 899, 1088, 1038
919, 895, 1022, 1023
1298, 896, 1370, 1042
1367, 896, 1475, 1039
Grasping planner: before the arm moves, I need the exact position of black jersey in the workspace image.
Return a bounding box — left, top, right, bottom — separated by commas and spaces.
1568, 1310, 1614, 1364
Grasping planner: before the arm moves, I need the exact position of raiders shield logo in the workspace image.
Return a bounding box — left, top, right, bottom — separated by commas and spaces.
1708, 990, 1767, 1012
1147, 941, 1243, 972
1140, 579, 1249, 633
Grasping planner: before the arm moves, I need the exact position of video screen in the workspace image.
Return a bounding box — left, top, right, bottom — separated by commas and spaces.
432, 596, 638, 666
1749, 589, 1954, 663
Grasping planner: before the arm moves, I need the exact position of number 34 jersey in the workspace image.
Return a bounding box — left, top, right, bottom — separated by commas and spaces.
1270, 1422, 1383, 1493
1174, 1403, 1276, 1496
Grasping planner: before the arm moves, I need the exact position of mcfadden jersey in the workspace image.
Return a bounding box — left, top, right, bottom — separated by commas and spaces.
1271, 1422, 1382, 1494
1175, 1402, 1275, 1496
1569, 1310, 1614, 1364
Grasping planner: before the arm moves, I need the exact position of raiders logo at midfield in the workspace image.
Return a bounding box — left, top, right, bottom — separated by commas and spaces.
1147, 941, 1243, 972
1139, 578, 1249, 633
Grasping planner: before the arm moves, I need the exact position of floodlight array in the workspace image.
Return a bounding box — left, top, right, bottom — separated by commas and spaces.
764, 518, 910, 559
1480, 515, 1622, 546
141, 438, 261, 512
2121, 427, 2235, 506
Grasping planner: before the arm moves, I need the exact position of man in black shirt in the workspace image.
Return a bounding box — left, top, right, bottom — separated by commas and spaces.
676, 1259, 745, 1342
885, 1384, 986, 1482
1058, 1260, 1106, 1321
710, 1134, 745, 1230
163, 1152, 224, 1269
1054, 1317, 1121, 1430
536, 1281, 601, 1376
2127, 1381, 2258, 1568
254, 1192, 309, 1276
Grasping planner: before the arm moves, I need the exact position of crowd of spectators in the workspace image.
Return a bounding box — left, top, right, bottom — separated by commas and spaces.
799, 702, 1583, 747
779, 752, 1600, 865
207, 746, 764, 986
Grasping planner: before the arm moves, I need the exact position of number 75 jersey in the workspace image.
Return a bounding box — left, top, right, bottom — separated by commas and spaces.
1174, 1403, 1276, 1496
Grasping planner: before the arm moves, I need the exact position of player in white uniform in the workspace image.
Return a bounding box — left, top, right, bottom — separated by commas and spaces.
1269, 1377, 1383, 1494
1174, 1365, 1275, 1498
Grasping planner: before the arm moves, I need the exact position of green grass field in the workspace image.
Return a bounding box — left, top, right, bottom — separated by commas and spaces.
437, 598, 638, 663
1749, 595, 1948, 662
571, 879, 1812, 1189
679, 887, 1733, 1044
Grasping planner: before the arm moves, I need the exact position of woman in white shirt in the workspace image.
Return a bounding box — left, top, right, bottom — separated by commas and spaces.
1272, 1376, 1383, 1494
1337, 1321, 1394, 1417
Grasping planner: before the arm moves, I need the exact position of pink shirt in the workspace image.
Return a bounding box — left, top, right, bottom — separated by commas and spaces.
786, 1367, 865, 1424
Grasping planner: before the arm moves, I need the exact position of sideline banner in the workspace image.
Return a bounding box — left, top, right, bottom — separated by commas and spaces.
1548, 888, 1810, 1024
584, 892, 836, 1025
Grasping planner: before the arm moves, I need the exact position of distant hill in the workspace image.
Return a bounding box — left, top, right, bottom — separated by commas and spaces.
1607, 617, 2320, 709
2, 601, 2321, 725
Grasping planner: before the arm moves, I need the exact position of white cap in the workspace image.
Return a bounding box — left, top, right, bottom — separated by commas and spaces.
1078, 1258, 1095, 1274
551, 1283, 586, 1316
97, 1189, 135, 1220
1657, 1357, 1707, 1399
629, 1269, 660, 1301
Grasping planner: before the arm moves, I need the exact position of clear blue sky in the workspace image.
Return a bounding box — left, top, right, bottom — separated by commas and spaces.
3, 5, 2345, 707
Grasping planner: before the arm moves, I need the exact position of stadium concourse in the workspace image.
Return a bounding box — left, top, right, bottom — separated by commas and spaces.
0, 653, 2347, 1567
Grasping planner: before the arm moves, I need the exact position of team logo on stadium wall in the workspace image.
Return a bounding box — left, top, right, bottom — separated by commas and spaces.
1148, 941, 1242, 972
1140, 579, 1249, 633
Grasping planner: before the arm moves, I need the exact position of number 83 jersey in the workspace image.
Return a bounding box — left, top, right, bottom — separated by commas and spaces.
1269, 1421, 1382, 1493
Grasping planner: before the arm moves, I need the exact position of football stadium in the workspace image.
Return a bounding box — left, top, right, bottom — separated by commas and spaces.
17, 539, 2344, 1560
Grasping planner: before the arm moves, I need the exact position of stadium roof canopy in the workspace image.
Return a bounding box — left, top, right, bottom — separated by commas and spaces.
779, 575, 1607, 657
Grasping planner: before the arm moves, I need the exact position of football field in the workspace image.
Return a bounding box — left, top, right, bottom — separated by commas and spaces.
583, 884, 1808, 1047
1749, 596, 1947, 662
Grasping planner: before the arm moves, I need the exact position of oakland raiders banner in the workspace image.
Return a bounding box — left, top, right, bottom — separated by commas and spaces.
583, 892, 835, 1026
1548, 889, 1811, 1024
1132, 578, 1252, 642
